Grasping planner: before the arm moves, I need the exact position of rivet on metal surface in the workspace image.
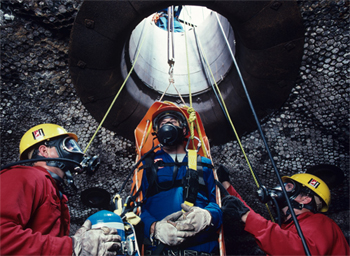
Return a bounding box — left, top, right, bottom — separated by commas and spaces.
84, 19, 95, 29
270, 1, 282, 11
77, 60, 86, 68
285, 42, 296, 52
87, 96, 95, 102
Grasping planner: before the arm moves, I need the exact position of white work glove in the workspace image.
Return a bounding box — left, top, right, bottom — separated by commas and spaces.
153, 210, 188, 246
71, 219, 121, 256
174, 203, 212, 237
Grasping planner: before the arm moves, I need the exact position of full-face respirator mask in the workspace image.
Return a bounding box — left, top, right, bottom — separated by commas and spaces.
258, 180, 302, 209
156, 122, 184, 146
153, 111, 189, 147
32, 136, 100, 175
257, 178, 318, 225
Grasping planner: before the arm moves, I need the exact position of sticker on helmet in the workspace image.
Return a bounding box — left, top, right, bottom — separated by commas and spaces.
308, 178, 320, 188
32, 129, 45, 140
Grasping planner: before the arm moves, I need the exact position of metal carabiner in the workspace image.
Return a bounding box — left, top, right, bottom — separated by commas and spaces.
185, 136, 202, 152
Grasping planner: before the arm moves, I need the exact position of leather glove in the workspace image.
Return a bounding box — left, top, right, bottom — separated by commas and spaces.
162, 209, 183, 222
173, 203, 212, 237
221, 195, 249, 221
154, 219, 186, 246
71, 219, 121, 256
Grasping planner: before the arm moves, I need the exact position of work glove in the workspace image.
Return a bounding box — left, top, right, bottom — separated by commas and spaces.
221, 195, 250, 222
217, 165, 231, 183
71, 219, 121, 256
154, 218, 186, 246
173, 203, 212, 237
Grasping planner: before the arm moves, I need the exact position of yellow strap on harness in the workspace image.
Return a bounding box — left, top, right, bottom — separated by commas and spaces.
188, 149, 197, 171
184, 149, 197, 208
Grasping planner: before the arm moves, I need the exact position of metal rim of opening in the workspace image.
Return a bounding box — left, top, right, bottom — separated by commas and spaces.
69, 0, 305, 145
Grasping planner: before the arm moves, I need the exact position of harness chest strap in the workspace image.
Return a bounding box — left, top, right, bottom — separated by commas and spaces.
136, 154, 210, 200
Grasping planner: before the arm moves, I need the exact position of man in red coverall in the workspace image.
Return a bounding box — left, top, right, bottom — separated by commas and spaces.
0, 123, 121, 255
218, 165, 349, 256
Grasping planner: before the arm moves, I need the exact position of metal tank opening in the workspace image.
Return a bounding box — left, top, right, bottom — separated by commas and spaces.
126, 6, 235, 97
69, 1, 305, 144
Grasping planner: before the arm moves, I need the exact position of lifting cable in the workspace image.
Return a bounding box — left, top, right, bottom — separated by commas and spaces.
83, 18, 149, 154
214, 13, 311, 256
182, 12, 200, 177
182, 11, 226, 256
158, 6, 202, 153
194, 15, 262, 189
193, 15, 274, 223
167, 6, 175, 67
183, 21, 209, 157
159, 6, 186, 105
193, 28, 229, 123
183, 12, 195, 142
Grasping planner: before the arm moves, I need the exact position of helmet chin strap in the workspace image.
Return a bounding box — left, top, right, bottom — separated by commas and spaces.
285, 199, 315, 216
285, 200, 304, 216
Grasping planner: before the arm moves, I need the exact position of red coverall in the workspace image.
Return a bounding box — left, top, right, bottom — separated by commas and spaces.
227, 185, 350, 256
0, 165, 73, 255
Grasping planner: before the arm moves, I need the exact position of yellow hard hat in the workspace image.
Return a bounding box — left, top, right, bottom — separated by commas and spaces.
19, 123, 78, 160
282, 173, 331, 212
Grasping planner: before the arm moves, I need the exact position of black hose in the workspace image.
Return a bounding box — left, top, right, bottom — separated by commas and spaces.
1, 158, 81, 171
237, 74, 311, 256
271, 197, 282, 226
216, 13, 311, 256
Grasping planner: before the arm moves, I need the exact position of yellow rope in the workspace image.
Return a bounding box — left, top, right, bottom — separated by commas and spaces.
187, 107, 196, 141
84, 22, 148, 153
195, 31, 259, 187
195, 24, 275, 221
183, 20, 196, 143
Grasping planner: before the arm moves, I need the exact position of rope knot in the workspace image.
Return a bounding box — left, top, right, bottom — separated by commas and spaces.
187, 107, 196, 139
187, 107, 196, 123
